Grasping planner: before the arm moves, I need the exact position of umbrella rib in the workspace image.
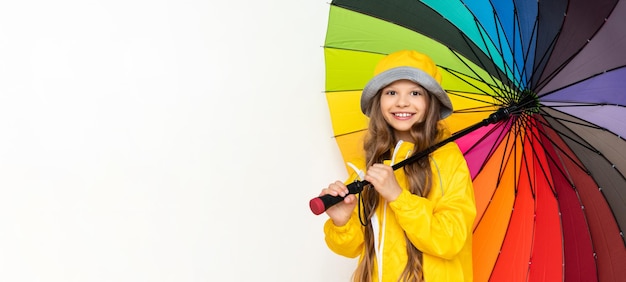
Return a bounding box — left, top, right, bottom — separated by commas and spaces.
530, 112, 594, 173
513, 114, 533, 197
539, 103, 625, 129
489, 9, 514, 91
462, 0, 522, 95
539, 101, 622, 107
540, 100, 592, 109
529, 30, 560, 91
518, 7, 540, 88
334, 128, 367, 139
467, 16, 516, 98
325, 89, 366, 94
534, 117, 599, 155
446, 91, 503, 109
523, 116, 559, 196
445, 48, 510, 101
493, 117, 529, 200
505, 1, 530, 90
454, 105, 504, 114
493, 3, 521, 91
525, 114, 580, 188
474, 118, 517, 183
519, 126, 537, 199
537, 114, 603, 131
440, 64, 508, 106
463, 117, 511, 159
537, 65, 626, 100
509, 116, 525, 196
322, 46, 386, 56
541, 107, 610, 150
506, 6, 521, 91
441, 66, 507, 100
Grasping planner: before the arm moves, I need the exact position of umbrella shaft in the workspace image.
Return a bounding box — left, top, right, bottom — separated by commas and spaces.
391, 105, 514, 171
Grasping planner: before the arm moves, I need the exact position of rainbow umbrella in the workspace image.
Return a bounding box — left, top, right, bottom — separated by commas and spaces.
322, 0, 626, 281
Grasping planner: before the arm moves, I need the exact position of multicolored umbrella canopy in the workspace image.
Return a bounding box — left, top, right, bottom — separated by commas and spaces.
322, 0, 626, 281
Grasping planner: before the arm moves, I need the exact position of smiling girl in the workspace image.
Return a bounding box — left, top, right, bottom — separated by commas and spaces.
319, 50, 476, 282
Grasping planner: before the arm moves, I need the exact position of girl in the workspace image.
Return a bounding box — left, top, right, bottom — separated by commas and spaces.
320, 50, 476, 281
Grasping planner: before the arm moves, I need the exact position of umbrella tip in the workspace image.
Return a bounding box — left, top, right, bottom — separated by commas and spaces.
485, 89, 540, 124
517, 89, 540, 114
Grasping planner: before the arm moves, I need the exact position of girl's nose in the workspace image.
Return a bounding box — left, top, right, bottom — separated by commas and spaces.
397, 93, 410, 106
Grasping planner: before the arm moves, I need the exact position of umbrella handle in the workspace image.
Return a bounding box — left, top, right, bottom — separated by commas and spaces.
309, 105, 517, 215
309, 180, 368, 215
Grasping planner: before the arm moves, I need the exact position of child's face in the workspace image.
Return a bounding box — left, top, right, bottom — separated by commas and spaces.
379, 79, 429, 141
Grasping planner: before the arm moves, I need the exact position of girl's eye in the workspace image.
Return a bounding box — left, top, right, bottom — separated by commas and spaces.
411, 91, 422, 96
385, 90, 397, 95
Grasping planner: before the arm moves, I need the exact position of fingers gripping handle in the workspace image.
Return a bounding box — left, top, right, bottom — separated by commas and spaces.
309, 180, 368, 215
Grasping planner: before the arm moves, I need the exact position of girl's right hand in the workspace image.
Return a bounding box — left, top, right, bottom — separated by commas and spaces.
320, 181, 357, 226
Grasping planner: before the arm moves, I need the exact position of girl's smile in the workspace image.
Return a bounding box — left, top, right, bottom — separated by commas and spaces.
392, 112, 415, 120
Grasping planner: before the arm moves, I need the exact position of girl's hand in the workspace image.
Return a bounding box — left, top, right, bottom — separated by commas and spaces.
319, 181, 357, 226
364, 164, 402, 202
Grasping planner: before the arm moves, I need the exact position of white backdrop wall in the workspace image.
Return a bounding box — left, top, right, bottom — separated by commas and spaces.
0, 1, 356, 281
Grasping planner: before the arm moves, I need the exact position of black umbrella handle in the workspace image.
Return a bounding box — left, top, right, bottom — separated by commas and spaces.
309, 180, 369, 215
309, 105, 515, 215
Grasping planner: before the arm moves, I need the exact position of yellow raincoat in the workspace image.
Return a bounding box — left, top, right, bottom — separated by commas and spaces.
324, 141, 475, 281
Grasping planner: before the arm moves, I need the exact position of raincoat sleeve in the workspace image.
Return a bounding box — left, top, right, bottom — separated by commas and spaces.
323, 209, 364, 258
388, 145, 476, 260
323, 169, 365, 258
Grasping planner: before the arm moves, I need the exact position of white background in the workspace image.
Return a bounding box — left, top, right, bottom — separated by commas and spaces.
0, 1, 356, 281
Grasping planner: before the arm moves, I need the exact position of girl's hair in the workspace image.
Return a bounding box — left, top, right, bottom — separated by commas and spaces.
353, 86, 444, 282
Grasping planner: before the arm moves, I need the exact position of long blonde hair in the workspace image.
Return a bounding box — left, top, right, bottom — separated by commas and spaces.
353, 88, 444, 282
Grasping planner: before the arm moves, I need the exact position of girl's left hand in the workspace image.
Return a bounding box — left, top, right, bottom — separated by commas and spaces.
364, 163, 402, 202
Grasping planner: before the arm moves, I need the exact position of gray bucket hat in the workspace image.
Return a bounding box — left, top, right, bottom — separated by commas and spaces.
360, 51, 453, 119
